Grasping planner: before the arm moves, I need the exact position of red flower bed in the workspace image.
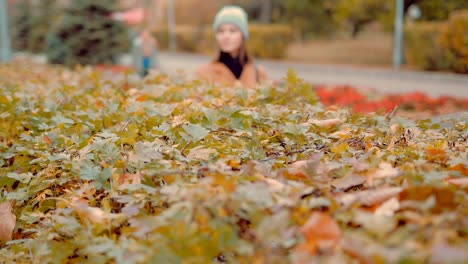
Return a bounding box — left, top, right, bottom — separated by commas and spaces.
316, 85, 468, 114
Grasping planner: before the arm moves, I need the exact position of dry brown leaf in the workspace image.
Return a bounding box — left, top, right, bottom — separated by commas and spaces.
387, 124, 401, 150
374, 163, 400, 179
341, 236, 373, 264
311, 118, 342, 128
293, 212, 341, 256
444, 177, 468, 187
374, 197, 400, 216
71, 199, 108, 225
332, 174, 366, 191
118, 172, 142, 185
337, 187, 403, 207
0, 201, 16, 241
187, 146, 217, 160
288, 153, 323, 179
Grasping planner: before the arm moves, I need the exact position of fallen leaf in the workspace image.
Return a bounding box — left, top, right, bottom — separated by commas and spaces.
399, 186, 457, 213
425, 148, 448, 163
448, 164, 468, 176
44, 135, 52, 144
332, 174, 365, 191
293, 212, 341, 256
0, 201, 16, 241
311, 118, 342, 128
374, 163, 400, 179
187, 147, 217, 160
118, 172, 142, 185
288, 153, 323, 179
341, 235, 373, 264
338, 187, 403, 207
71, 199, 108, 225
444, 177, 468, 187
374, 197, 400, 216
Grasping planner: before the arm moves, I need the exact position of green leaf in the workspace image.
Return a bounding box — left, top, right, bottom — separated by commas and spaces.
182, 123, 210, 142
79, 163, 101, 181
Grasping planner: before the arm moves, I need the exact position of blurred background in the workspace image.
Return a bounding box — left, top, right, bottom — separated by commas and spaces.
1, 0, 466, 71
1, 0, 467, 99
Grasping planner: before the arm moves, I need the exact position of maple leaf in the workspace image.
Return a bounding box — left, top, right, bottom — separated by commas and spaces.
182, 123, 210, 142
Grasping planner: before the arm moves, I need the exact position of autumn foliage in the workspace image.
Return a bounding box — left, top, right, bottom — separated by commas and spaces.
0, 64, 467, 263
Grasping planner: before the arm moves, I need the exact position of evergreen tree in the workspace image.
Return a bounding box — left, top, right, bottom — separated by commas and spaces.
29, 0, 58, 53
47, 0, 129, 66
12, 0, 33, 51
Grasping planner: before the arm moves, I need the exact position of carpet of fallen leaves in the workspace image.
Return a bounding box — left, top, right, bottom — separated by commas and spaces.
0, 63, 467, 264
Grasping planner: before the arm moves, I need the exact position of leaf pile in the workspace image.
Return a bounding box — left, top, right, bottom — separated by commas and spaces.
0, 64, 467, 263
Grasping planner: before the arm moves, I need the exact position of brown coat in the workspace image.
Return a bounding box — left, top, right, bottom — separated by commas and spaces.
195, 61, 267, 88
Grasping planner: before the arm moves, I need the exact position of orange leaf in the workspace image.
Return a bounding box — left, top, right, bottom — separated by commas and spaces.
0, 201, 16, 242
449, 164, 468, 176
425, 149, 448, 162
425, 149, 445, 155
95, 100, 105, 108
293, 212, 341, 256
136, 95, 148, 102
43, 135, 52, 144
227, 159, 241, 170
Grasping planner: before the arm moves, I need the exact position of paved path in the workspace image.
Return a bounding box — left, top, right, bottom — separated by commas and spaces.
156, 52, 468, 98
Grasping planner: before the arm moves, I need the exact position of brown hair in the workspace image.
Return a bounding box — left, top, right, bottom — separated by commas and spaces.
215, 42, 251, 66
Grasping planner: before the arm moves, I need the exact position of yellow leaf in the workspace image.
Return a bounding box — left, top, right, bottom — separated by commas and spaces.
331, 142, 349, 154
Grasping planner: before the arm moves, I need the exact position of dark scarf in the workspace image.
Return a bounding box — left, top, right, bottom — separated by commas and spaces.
219, 52, 244, 79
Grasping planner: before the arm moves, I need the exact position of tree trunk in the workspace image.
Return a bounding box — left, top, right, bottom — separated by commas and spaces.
258, 0, 273, 23
351, 23, 362, 39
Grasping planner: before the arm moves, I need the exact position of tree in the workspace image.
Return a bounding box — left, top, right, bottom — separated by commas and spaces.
275, 0, 337, 40
28, 0, 58, 53
378, 0, 467, 32
334, 0, 390, 38
46, 0, 130, 66
12, 0, 33, 51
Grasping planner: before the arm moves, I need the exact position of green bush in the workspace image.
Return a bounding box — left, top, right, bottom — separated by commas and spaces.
247, 24, 293, 59
404, 10, 468, 73
404, 22, 449, 71
153, 24, 292, 59
439, 10, 468, 73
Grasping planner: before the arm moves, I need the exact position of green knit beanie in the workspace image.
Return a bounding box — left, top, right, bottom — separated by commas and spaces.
213, 6, 249, 39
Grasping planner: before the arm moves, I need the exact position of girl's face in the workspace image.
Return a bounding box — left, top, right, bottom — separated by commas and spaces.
215, 23, 243, 55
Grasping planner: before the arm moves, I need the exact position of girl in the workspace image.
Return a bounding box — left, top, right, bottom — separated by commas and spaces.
196, 6, 266, 88
132, 28, 159, 77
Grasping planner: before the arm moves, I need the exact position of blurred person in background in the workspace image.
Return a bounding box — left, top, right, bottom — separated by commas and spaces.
196, 5, 266, 88
132, 28, 159, 77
